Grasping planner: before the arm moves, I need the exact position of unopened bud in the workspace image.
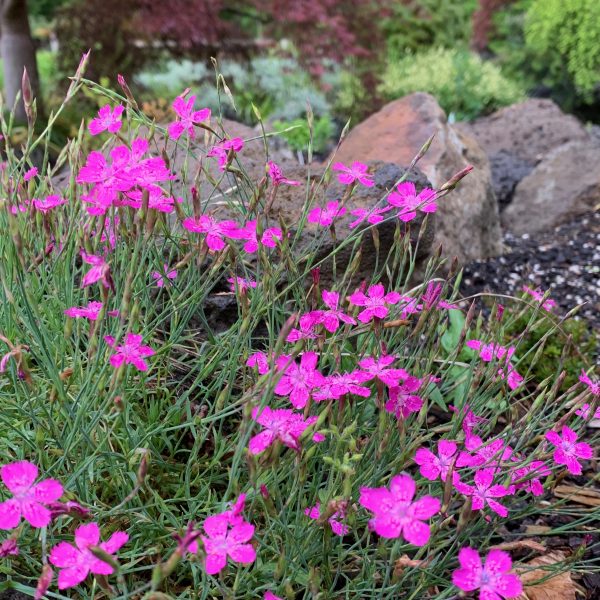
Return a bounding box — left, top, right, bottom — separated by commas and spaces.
89, 546, 119, 571
409, 133, 435, 169
117, 74, 138, 110
0, 538, 18, 557
439, 165, 474, 192
311, 267, 321, 287
34, 564, 53, 600
137, 449, 150, 485
22, 68, 33, 107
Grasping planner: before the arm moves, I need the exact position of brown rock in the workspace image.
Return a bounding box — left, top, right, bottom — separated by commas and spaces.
457, 99, 590, 165
331, 93, 502, 263
502, 140, 600, 235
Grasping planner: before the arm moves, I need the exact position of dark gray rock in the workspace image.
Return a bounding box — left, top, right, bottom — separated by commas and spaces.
503, 140, 600, 235
489, 150, 535, 209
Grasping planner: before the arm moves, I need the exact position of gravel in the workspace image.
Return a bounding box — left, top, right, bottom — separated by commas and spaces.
461, 211, 600, 332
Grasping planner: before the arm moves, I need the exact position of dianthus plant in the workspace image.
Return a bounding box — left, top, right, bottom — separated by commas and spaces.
0, 62, 596, 600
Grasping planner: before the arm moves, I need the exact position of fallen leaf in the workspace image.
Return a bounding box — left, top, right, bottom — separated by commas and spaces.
554, 485, 600, 507
516, 551, 576, 600
525, 525, 552, 535
492, 540, 546, 553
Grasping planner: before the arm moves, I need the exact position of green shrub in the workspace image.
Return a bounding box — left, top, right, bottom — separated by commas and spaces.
525, 0, 600, 100
137, 55, 333, 125
491, 0, 600, 114
272, 116, 334, 154
378, 47, 525, 120
504, 310, 598, 389
382, 0, 477, 55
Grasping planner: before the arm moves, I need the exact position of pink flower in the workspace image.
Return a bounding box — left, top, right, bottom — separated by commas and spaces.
168, 94, 211, 140
579, 370, 599, 397
456, 435, 514, 469
152, 264, 177, 288
575, 403, 600, 420
0, 538, 19, 557
81, 253, 112, 289
522, 285, 556, 311
510, 460, 550, 496
422, 282, 454, 310
452, 547, 523, 599
64, 301, 118, 321
313, 371, 371, 401
305, 502, 349, 536
104, 333, 155, 372
265, 593, 283, 600
466, 340, 523, 389
88, 104, 125, 136
545, 426, 593, 475
23, 166, 38, 181
34, 564, 53, 600
10, 200, 30, 214
397, 295, 423, 319
262, 227, 284, 248
120, 186, 182, 213
173, 521, 202, 556
49, 522, 128, 589
267, 161, 300, 186
454, 468, 511, 517
81, 186, 116, 216
332, 161, 374, 187
449, 404, 487, 435
246, 352, 269, 375
32, 195, 67, 213
208, 137, 244, 170
307, 201, 346, 227
348, 206, 392, 229
201, 513, 255, 574
286, 317, 321, 343
274, 352, 325, 409
497, 364, 524, 390
385, 376, 424, 419
358, 354, 408, 388
182, 215, 243, 251
249, 406, 324, 454
466, 340, 515, 363
415, 440, 458, 481
387, 182, 437, 222
0, 461, 63, 530
316, 290, 356, 332
78, 138, 173, 192
348, 283, 401, 323
228, 277, 257, 294
359, 473, 440, 545
238, 220, 284, 253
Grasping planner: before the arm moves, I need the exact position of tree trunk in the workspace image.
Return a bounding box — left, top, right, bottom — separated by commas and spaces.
0, 0, 41, 123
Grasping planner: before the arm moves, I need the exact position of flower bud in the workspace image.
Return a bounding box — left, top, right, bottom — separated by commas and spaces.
439, 165, 474, 192
21, 68, 33, 107
34, 564, 53, 600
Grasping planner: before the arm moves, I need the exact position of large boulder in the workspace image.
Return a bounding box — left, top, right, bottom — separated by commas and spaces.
456, 99, 591, 207
457, 99, 590, 165
502, 140, 600, 235
331, 93, 502, 263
